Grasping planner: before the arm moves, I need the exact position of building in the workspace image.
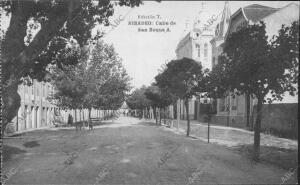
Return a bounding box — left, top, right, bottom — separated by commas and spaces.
174, 3, 217, 120
6, 79, 104, 134
210, 1, 231, 68
210, 2, 299, 127
5, 80, 62, 133
175, 4, 215, 71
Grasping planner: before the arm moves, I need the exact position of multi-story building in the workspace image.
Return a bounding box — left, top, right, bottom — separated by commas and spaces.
174, 3, 216, 120
6, 79, 105, 134
210, 2, 299, 127
6, 80, 62, 133
175, 5, 214, 71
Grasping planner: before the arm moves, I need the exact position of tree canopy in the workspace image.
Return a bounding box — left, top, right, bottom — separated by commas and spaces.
50, 41, 131, 117
155, 57, 204, 100
126, 86, 150, 111
210, 21, 299, 160
155, 57, 206, 136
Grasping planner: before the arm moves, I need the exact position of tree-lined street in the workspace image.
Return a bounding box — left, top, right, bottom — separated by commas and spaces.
1, 1, 298, 184
3, 117, 297, 184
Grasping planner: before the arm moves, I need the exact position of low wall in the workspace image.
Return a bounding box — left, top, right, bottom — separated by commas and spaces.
209, 103, 298, 139
252, 103, 298, 139
210, 115, 245, 128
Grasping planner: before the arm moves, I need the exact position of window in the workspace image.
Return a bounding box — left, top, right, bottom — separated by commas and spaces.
195, 44, 200, 57
204, 43, 208, 57
212, 57, 215, 66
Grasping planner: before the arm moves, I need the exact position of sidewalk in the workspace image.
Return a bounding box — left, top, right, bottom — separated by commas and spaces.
152, 118, 298, 170
157, 118, 297, 150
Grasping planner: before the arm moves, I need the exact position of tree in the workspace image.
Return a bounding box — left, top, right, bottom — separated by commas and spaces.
50, 41, 131, 121
126, 86, 151, 118
83, 41, 131, 118
49, 46, 90, 121
218, 21, 298, 160
1, 0, 142, 135
155, 57, 205, 136
144, 85, 174, 125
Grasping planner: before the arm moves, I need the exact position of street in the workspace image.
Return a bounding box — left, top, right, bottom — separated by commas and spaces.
3, 117, 297, 185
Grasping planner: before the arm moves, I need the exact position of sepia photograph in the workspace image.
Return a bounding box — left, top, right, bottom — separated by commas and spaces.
1, 0, 299, 184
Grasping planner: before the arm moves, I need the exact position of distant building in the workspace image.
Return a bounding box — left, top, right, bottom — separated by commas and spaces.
175, 4, 215, 71
120, 102, 129, 115
175, 3, 217, 120
210, 2, 299, 127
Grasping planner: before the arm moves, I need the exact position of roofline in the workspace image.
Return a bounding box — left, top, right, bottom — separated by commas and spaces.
241, 7, 249, 21
261, 3, 298, 22
225, 8, 242, 40
175, 32, 191, 53
231, 7, 242, 20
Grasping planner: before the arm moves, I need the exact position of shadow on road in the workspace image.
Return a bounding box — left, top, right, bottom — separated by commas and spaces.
232, 144, 298, 170
23, 140, 40, 148
3, 145, 27, 162
137, 121, 158, 127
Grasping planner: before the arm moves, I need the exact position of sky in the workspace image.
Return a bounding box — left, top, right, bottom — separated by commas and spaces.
102, 1, 299, 90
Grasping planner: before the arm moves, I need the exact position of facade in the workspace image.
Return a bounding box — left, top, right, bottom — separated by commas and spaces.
6, 79, 105, 134
175, 8, 215, 71
6, 80, 61, 133
211, 3, 299, 127
174, 3, 222, 120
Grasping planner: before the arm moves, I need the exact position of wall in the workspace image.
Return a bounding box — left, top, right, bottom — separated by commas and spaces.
252, 103, 298, 139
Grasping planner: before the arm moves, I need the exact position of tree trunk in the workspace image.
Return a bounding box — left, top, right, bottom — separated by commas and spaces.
154, 107, 158, 125
246, 92, 250, 127
82, 109, 85, 121
1, 1, 84, 135
79, 109, 82, 121
88, 108, 91, 119
159, 108, 162, 126
253, 96, 263, 161
177, 99, 180, 129
74, 110, 77, 123
185, 99, 190, 137
163, 107, 166, 125
2, 83, 21, 136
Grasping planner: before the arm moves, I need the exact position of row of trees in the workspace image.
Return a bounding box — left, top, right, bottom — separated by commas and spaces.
126, 57, 206, 131
1, 0, 143, 135
127, 21, 299, 160
49, 41, 131, 121
126, 85, 175, 125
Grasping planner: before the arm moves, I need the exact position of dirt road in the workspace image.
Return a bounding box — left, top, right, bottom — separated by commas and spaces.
2, 117, 297, 184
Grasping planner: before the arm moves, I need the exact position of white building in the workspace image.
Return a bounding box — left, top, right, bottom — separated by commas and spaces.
175, 4, 215, 71
6, 79, 105, 134
174, 3, 217, 120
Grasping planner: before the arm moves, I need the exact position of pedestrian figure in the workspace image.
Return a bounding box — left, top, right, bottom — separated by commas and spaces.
68, 114, 73, 125
88, 117, 94, 132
